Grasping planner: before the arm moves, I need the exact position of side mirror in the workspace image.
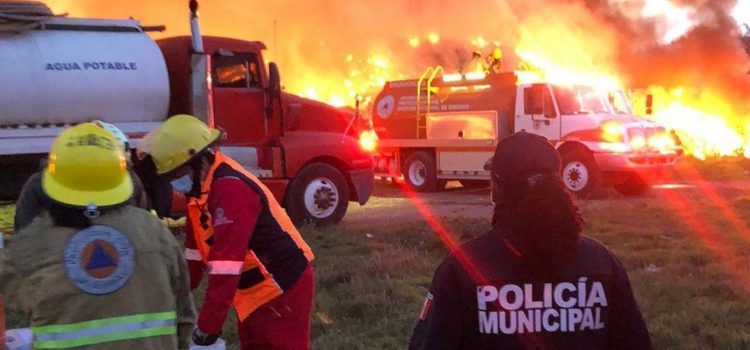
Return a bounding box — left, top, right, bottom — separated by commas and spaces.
268, 62, 281, 99
646, 94, 653, 115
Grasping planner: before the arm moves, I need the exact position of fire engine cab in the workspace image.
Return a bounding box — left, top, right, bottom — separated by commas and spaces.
371, 67, 682, 197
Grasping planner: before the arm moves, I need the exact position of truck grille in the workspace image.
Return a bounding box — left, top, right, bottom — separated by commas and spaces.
626, 127, 644, 142
644, 127, 656, 141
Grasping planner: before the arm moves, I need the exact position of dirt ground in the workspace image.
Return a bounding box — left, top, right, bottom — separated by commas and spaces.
342, 181, 492, 228
341, 178, 750, 230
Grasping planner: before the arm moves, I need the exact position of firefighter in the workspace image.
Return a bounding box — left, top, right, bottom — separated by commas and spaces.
486, 47, 503, 74
0, 123, 196, 349
408, 131, 652, 349
13, 120, 149, 231
149, 114, 315, 349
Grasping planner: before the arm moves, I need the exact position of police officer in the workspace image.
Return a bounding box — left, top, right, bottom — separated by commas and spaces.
408, 131, 652, 349
149, 115, 315, 349
0, 123, 195, 349
13, 120, 149, 231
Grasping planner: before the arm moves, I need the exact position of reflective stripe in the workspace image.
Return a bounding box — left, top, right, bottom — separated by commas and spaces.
185, 248, 202, 261
33, 312, 176, 349
208, 260, 243, 275
36, 320, 174, 342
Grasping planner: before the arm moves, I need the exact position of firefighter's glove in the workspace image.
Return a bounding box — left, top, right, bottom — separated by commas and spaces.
192, 328, 220, 346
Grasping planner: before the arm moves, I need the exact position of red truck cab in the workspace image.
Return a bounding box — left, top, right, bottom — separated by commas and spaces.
158, 36, 374, 226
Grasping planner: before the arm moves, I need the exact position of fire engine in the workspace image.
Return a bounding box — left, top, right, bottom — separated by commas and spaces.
0, 1, 374, 226
371, 67, 682, 197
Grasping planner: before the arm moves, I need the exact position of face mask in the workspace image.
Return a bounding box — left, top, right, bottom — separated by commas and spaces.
171, 174, 194, 194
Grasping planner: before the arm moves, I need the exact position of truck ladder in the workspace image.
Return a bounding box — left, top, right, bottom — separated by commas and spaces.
416, 66, 443, 139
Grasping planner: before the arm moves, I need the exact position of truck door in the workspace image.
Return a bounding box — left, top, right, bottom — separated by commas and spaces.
515, 84, 561, 141
211, 51, 268, 146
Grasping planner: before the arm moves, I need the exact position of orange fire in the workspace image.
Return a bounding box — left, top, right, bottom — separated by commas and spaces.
50, 0, 750, 158
632, 87, 750, 159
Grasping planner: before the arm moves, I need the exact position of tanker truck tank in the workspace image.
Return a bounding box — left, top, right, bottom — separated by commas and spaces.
0, 17, 170, 127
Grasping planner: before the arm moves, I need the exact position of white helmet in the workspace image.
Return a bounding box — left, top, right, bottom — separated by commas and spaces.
93, 120, 130, 151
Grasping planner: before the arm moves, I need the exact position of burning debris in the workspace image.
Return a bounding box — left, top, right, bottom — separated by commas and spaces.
53, 0, 750, 158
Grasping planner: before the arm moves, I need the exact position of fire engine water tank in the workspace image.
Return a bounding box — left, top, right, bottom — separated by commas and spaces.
0, 18, 170, 126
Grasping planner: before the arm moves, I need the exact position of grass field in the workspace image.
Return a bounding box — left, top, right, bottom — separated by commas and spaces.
4, 157, 750, 348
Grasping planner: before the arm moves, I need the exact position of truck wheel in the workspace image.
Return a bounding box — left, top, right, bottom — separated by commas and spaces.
403, 151, 445, 192
286, 163, 349, 227
560, 149, 600, 198
459, 180, 490, 189
614, 173, 650, 196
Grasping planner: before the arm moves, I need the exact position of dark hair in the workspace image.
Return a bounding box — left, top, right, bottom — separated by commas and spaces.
185, 149, 216, 198
48, 203, 123, 229
494, 172, 583, 264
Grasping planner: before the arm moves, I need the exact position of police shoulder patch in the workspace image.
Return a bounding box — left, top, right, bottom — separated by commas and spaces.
63, 225, 136, 295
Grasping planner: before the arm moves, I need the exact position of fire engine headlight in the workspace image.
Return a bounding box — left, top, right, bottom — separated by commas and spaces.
626, 128, 647, 150
630, 135, 647, 150
601, 121, 624, 143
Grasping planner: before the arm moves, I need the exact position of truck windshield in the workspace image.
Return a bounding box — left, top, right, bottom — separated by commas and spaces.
610, 90, 634, 116
552, 85, 610, 115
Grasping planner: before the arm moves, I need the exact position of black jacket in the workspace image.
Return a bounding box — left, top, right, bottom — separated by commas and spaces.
408, 227, 652, 350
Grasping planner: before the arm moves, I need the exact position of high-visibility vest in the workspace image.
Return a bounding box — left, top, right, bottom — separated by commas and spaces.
187, 152, 314, 320
32, 311, 176, 349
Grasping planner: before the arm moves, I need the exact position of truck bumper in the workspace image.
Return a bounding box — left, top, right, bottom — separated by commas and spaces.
594, 152, 680, 172
349, 168, 374, 205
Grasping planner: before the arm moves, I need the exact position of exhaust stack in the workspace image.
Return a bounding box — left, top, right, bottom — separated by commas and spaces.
188, 0, 214, 127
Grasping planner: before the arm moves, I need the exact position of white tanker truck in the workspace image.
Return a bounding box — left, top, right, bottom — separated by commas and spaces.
0, 2, 375, 226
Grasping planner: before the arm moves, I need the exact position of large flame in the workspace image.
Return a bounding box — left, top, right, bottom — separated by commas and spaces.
49, 0, 750, 158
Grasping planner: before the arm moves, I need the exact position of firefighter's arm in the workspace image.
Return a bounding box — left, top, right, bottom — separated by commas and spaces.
184, 218, 205, 290
606, 255, 653, 350
197, 178, 261, 335
408, 258, 469, 350
164, 224, 197, 350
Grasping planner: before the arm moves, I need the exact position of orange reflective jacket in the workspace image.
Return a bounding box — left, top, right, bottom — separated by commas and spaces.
187, 152, 314, 320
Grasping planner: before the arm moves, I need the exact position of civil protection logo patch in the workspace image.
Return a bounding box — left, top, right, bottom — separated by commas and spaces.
63, 225, 136, 295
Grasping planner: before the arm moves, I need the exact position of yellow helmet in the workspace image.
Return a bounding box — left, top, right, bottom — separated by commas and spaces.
43, 123, 133, 207
150, 114, 221, 174
491, 48, 503, 60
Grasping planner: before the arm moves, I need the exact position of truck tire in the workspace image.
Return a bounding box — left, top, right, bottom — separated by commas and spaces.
403, 151, 445, 192
560, 149, 600, 198
459, 180, 490, 189
614, 173, 650, 196
286, 163, 349, 227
